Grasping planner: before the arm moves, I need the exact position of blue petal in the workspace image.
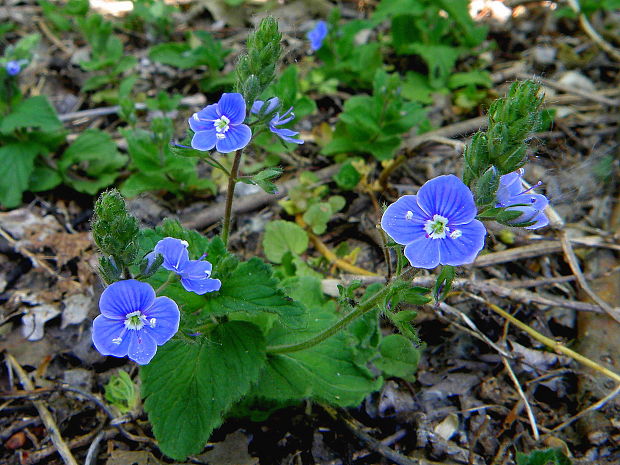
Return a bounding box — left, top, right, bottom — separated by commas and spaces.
142, 296, 180, 344
215, 124, 252, 153
181, 275, 222, 295
437, 219, 486, 266
92, 315, 130, 357
99, 280, 155, 319
179, 260, 221, 294
217, 93, 247, 125
127, 330, 158, 365
271, 127, 304, 144
153, 237, 190, 273
251, 97, 279, 115
191, 129, 217, 151
189, 104, 219, 132
381, 195, 428, 245
307, 20, 328, 51
496, 171, 525, 205
417, 175, 477, 225
404, 236, 441, 269
524, 211, 549, 229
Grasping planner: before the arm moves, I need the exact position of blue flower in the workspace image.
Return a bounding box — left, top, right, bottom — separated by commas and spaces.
92, 280, 179, 365
5, 60, 22, 76
252, 98, 304, 145
148, 237, 221, 295
496, 170, 549, 229
189, 93, 252, 153
381, 175, 486, 269
307, 20, 328, 51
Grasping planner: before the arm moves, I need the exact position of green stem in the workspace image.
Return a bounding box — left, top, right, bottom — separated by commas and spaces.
221, 150, 243, 248
156, 271, 176, 294
267, 267, 418, 355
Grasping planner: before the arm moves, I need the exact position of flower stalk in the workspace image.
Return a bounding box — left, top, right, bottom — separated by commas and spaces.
266, 267, 418, 354
221, 149, 243, 248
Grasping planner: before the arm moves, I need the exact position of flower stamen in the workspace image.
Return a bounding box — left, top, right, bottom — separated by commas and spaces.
423, 214, 450, 239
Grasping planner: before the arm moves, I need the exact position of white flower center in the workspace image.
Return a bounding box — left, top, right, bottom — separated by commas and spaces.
124, 310, 148, 331
424, 214, 450, 239
213, 115, 230, 135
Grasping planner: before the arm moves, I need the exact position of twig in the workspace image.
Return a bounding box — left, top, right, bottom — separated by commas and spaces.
84, 430, 106, 465
58, 94, 207, 122
320, 405, 463, 465
566, 0, 620, 62
559, 230, 620, 323
467, 295, 620, 384
181, 164, 341, 229
501, 357, 540, 440
438, 303, 511, 357
6, 354, 79, 465
544, 383, 620, 434
295, 215, 378, 277
37, 20, 72, 55
473, 235, 620, 267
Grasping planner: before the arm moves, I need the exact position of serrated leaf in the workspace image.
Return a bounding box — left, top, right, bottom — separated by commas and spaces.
141, 321, 266, 460
0, 96, 62, 134
254, 277, 383, 406
201, 258, 306, 329
58, 129, 127, 194
374, 334, 420, 381
263, 220, 308, 264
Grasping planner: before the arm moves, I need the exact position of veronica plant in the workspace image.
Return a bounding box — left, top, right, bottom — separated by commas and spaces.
88, 15, 549, 461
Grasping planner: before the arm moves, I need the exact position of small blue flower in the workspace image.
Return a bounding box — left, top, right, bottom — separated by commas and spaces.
148, 237, 221, 295
381, 175, 487, 269
307, 20, 328, 51
252, 98, 304, 145
92, 280, 179, 365
5, 60, 22, 76
189, 93, 252, 153
496, 170, 549, 229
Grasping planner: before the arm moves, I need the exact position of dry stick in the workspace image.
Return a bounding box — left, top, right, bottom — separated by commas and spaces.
183, 163, 341, 229
566, 0, 620, 62
559, 231, 620, 324
473, 235, 620, 267
57, 94, 207, 122
545, 383, 620, 435
6, 354, 79, 465
501, 357, 540, 440
320, 405, 462, 465
467, 295, 620, 384
419, 277, 604, 314
294, 215, 378, 276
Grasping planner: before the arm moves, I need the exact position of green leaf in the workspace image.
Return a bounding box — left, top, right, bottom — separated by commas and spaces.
0, 96, 62, 134
29, 164, 62, 192
201, 258, 306, 329
333, 162, 361, 190
433, 265, 456, 303
58, 129, 127, 194
0, 142, 43, 208
254, 277, 382, 406
516, 448, 572, 465
303, 203, 333, 235
374, 334, 420, 381
263, 220, 308, 264
142, 321, 266, 460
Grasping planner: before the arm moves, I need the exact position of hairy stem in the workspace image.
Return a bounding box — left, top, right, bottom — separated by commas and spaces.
267, 267, 418, 354
221, 150, 243, 248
